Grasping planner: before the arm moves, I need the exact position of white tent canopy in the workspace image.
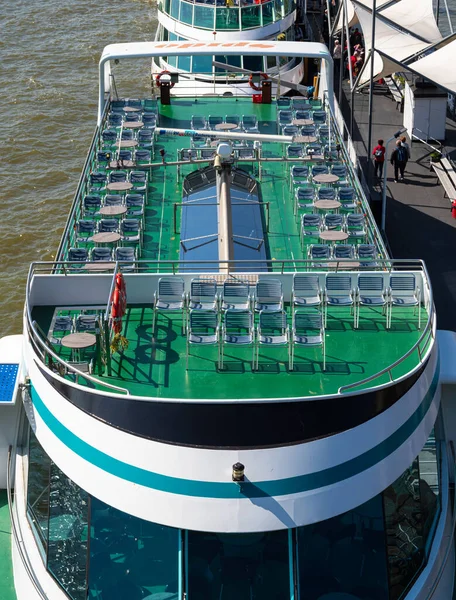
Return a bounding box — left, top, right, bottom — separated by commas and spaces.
379, 0, 442, 44
353, 2, 431, 85
406, 39, 456, 94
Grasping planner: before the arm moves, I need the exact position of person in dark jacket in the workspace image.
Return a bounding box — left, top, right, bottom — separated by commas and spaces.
390, 139, 408, 182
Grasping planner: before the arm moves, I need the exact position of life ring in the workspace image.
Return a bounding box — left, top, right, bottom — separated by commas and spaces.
156, 70, 175, 88
249, 72, 268, 92
111, 273, 127, 334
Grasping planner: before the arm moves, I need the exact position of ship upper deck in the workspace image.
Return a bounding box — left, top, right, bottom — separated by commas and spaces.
25, 92, 435, 405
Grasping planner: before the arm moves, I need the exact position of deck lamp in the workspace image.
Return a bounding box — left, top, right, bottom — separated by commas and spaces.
232, 462, 245, 482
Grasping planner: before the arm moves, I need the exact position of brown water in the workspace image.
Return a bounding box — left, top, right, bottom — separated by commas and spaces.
0, 0, 157, 335
1, 0, 454, 336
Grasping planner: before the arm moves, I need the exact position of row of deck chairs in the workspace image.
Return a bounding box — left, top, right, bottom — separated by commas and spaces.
277, 96, 323, 111
110, 98, 158, 114
153, 273, 421, 336
96, 149, 153, 170
178, 146, 259, 162
307, 243, 378, 267
187, 272, 422, 370
83, 193, 145, 220
107, 112, 157, 129
75, 217, 143, 246
102, 128, 155, 148
68, 246, 137, 270
290, 163, 348, 184
191, 115, 259, 133
186, 308, 326, 371
50, 314, 101, 342
294, 186, 359, 217
301, 214, 368, 245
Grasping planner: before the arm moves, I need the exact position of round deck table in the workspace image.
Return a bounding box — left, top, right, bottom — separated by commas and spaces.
123, 121, 143, 128
99, 205, 127, 217
331, 260, 360, 269
107, 181, 133, 191
292, 118, 314, 126
313, 173, 340, 184
115, 140, 138, 148
123, 106, 141, 112
61, 333, 96, 350
109, 159, 135, 169
83, 262, 117, 271
319, 230, 348, 242
314, 200, 341, 212
92, 232, 121, 244
214, 122, 238, 131
294, 135, 317, 144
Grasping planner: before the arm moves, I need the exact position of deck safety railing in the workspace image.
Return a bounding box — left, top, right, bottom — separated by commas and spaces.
25, 262, 130, 396
25, 257, 435, 401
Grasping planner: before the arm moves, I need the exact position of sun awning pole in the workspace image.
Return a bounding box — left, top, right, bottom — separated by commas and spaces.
367, 0, 377, 186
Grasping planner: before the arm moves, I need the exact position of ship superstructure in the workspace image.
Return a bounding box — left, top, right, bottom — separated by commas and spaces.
1, 41, 455, 600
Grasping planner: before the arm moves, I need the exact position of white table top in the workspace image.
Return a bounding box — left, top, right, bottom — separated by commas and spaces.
319, 230, 348, 241
314, 200, 341, 211
61, 333, 96, 349
116, 139, 138, 148
107, 181, 133, 191
123, 121, 143, 128
83, 262, 117, 271
99, 205, 127, 216
313, 173, 340, 184
215, 122, 238, 130
92, 231, 121, 243
109, 159, 135, 168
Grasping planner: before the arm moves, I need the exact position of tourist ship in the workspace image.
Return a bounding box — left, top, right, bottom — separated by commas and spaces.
152, 0, 305, 94
0, 40, 454, 600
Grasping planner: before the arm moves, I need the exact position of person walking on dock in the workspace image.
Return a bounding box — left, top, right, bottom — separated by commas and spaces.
372, 139, 386, 178
390, 139, 408, 182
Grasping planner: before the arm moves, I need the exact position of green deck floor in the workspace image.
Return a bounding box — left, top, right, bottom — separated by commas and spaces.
0, 491, 17, 600
67, 96, 378, 268
37, 304, 428, 399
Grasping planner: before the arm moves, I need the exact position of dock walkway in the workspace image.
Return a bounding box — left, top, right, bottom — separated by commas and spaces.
340, 82, 456, 330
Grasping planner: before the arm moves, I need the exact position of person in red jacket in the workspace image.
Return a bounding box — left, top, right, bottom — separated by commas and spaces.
372, 139, 386, 178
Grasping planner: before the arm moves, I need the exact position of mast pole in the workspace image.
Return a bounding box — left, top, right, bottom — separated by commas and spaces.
367, 0, 377, 187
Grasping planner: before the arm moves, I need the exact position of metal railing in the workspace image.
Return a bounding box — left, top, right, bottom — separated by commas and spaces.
26, 263, 129, 396
55, 98, 110, 263
7, 445, 49, 600
339, 260, 435, 393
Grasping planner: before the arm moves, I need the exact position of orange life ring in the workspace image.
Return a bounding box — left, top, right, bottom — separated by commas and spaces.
156, 70, 175, 88
249, 72, 268, 91
111, 273, 127, 334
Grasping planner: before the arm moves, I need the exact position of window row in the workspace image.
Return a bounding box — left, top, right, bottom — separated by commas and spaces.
26, 428, 441, 600
161, 0, 295, 30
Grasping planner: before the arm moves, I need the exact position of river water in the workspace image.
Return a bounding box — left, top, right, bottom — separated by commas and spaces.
0, 0, 454, 335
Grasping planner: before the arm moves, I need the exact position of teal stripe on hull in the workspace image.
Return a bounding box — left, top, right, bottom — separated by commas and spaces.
30, 360, 439, 499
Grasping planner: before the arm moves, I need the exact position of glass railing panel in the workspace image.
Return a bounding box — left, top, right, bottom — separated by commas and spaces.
241, 5, 261, 28
180, 0, 194, 24
384, 458, 425, 599
178, 55, 192, 71
262, 0, 274, 25
193, 54, 214, 73
418, 430, 440, 550
27, 430, 52, 555
274, 0, 283, 19
170, 0, 180, 19
215, 7, 240, 29
243, 54, 264, 72
194, 4, 215, 28
187, 529, 290, 599
88, 496, 180, 599
214, 54, 242, 73
297, 494, 389, 600
46, 462, 89, 600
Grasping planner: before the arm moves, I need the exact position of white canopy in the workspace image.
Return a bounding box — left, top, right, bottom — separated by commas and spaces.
354, 2, 431, 85
379, 0, 442, 43
334, 0, 356, 34
407, 39, 456, 93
